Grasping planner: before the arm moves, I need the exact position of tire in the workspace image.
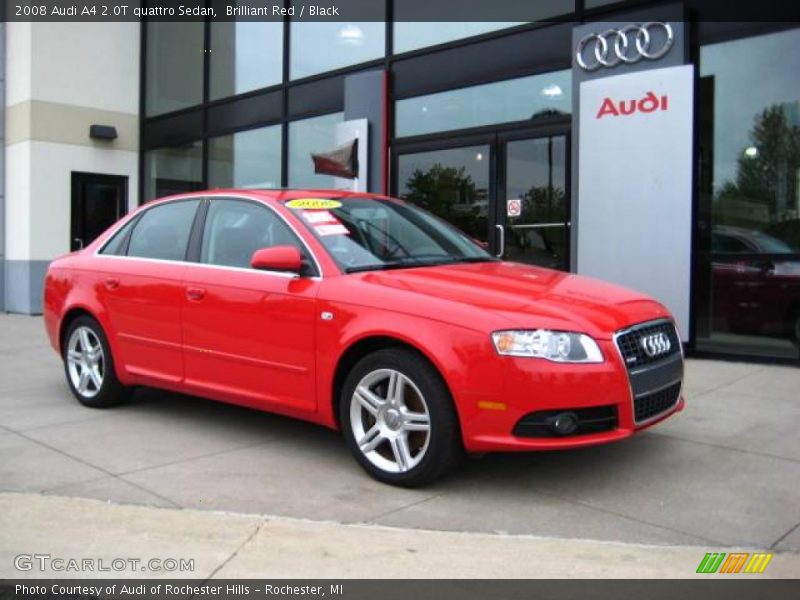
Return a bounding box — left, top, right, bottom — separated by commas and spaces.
339, 347, 462, 487
62, 316, 130, 408
728, 316, 762, 336
789, 307, 800, 345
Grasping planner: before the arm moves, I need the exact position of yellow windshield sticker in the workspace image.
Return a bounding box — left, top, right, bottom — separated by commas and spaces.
286, 198, 342, 210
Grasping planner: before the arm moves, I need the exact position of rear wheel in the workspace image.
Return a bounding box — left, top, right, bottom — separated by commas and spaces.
339, 348, 462, 487
62, 316, 130, 408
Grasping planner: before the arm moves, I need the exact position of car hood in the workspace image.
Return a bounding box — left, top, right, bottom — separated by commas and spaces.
353, 261, 671, 339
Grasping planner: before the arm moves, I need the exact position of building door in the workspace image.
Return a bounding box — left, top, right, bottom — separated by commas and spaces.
395, 137, 494, 249
71, 172, 127, 251
394, 126, 570, 269
497, 131, 570, 270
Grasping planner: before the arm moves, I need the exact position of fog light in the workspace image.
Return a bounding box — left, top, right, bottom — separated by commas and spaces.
552, 412, 579, 436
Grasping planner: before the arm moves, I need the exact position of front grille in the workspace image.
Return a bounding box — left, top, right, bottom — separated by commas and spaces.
616, 320, 681, 369
634, 381, 682, 423
513, 405, 618, 438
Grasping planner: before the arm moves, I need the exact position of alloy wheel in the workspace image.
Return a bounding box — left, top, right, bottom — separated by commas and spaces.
349, 368, 431, 473
66, 326, 105, 399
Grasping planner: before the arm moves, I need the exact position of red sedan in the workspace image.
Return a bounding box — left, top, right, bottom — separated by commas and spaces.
44, 190, 684, 486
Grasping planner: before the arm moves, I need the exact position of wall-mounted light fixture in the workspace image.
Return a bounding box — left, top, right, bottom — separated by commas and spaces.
89, 125, 118, 141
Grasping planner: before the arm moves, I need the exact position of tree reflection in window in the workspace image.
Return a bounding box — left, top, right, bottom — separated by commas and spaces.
402, 164, 488, 242
715, 104, 800, 251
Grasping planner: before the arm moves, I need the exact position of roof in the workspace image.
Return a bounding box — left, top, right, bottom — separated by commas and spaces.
255, 188, 392, 202
146, 188, 395, 207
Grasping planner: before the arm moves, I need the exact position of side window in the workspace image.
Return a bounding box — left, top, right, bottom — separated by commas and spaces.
99, 217, 137, 255
127, 200, 200, 261
712, 232, 752, 254
201, 200, 305, 270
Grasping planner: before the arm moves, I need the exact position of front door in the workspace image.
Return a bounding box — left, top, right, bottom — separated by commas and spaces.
71, 172, 127, 251
497, 132, 570, 270
394, 128, 571, 269
180, 198, 319, 413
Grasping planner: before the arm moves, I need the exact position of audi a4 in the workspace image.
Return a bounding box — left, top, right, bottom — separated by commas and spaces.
44, 190, 684, 486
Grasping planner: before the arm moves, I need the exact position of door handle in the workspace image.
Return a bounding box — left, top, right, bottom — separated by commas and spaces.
186, 287, 206, 301
495, 224, 505, 258
104, 277, 120, 290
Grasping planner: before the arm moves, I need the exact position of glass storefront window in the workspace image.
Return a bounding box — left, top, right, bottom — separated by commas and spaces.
397, 146, 491, 243
584, 0, 623, 8
396, 71, 571, 137
144, 142, 204, 201
290, 21, 384, 79
393, 22, 524, 54
697, 29, 800, 357
146, 22, 204, 116
208, 126, 282, 189
288, 112, 345, 188
210, 21, 283, 100
393, 0, 573, 53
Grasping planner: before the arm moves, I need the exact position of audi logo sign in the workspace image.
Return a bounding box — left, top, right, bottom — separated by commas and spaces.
640, 333, 672, 358
575, 22, 675, 71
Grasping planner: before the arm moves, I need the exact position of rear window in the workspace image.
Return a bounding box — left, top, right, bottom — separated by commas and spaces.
99, 218, 137, 255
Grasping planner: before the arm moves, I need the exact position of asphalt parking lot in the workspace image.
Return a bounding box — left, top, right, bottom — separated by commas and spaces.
1, 314, 799, 552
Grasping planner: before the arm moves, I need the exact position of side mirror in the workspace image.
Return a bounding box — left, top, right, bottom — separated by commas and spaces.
250, 245, 303, 274
757, 259, 775, 275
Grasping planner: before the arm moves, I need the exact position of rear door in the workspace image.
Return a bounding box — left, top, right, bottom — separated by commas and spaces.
180, 198, 320, 412
95, 198, 201, 385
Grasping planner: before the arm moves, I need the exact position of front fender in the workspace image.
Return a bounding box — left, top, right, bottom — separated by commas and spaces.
314, 300, 501, 431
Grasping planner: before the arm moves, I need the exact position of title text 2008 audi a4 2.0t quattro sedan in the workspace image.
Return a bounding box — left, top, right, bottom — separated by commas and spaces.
44, 190, 684, 486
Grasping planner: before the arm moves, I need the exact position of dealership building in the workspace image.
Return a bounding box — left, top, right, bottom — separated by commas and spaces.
2, 1, 799, 363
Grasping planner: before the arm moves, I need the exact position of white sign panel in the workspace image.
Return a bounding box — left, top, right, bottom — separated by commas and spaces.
577, 65, 694, 340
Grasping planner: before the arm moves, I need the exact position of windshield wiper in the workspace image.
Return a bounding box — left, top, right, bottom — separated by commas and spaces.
344, 262, 419, 273
344, 255, 497, 274
451, 256, 500, 263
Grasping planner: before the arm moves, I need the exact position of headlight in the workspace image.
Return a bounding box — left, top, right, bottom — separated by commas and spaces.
491, 330, 604, 363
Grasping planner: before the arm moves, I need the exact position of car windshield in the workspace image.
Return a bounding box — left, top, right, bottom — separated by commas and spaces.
286, 196, 495, 273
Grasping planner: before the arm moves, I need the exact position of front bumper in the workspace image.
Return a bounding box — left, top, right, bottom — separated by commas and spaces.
458, 323, 684, 453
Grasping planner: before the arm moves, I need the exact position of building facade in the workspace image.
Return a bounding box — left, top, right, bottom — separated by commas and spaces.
2, 1, 800, 363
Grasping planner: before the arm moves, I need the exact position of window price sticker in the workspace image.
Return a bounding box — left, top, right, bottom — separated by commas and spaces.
314, 224, 350, 236
300, 210, 350, 236
301, 210, 337, 224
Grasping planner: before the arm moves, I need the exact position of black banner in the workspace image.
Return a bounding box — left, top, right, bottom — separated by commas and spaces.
3, 0, 800, 22
1, 580, 800, 600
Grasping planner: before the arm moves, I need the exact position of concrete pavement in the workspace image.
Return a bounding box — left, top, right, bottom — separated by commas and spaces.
2, 493, 798, 578
1, 313, 799, 576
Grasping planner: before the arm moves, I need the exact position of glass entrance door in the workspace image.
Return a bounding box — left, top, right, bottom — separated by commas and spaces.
396, 144, 492, 246
394, 128, 570, 267
498, 134, 570, 269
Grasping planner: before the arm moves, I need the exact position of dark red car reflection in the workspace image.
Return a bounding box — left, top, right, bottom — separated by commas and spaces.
711, 226, 800, 343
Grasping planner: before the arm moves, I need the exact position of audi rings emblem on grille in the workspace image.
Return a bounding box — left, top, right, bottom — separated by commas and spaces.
640, 332, 672, 358
575, 22, 674, 71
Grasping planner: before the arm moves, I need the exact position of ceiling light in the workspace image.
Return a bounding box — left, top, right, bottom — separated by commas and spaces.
542, 84, 563, 98
338, 24, 364, 45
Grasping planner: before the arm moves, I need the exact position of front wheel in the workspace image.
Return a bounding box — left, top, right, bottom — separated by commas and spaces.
339, 348, 462, 487
62, 316, 130, 408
